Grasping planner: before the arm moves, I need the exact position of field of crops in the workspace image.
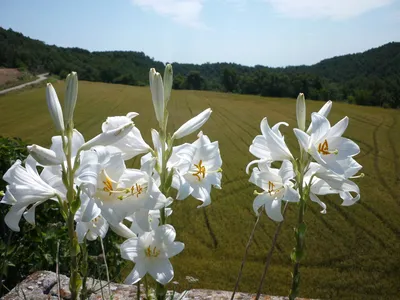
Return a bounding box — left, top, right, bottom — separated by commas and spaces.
0, 81, 399, 299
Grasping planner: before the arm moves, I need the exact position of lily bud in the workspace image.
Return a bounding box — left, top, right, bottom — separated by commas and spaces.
27, 145, 62, 165
64, 72, 78, 128
164, 64, 173, 105
172, 108, 212, 140
296, 93, 306, 131
80, 122, 134, 151
46, 83, 65, 132
149, 71, 165, 128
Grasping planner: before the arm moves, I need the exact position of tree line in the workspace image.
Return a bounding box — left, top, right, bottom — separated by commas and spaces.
1, 27, 399, 108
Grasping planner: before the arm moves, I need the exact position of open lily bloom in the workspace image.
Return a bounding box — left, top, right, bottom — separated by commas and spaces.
1, 156, 64, 231
169, 132, 222, 207
121, 224, 184, 285
102, 112, 151, 160
294, 113, 360, 175
248, 118, 293, 173
304, 159, 362, 213
94, 154, 167, 226
76, 214, 109, 243
250, 160, 300, 222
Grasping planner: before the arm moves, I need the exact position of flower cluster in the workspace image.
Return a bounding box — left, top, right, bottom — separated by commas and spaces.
247, 94, 362, 221
0, 65, 222, 293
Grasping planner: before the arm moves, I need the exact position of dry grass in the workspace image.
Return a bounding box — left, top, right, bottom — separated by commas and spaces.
0, 81, 399, 299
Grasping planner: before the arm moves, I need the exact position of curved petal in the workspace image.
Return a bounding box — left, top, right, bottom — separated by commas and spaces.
264, 199, 283, 222
155, 224, 176, 245
283, 186, 300, 202
124, 262, 147, 285
5, 205, 26, 232
147, 258, 174, 285
293, 128, 310, 151
253, 194, 267, 215
279, 160, 295, 184
120, 237, 140, 261
310, 113, 330, 144
249, 136, 273, 161
310, 192, 327, 214
165, 242, 184, 258
329, 116, 349, 138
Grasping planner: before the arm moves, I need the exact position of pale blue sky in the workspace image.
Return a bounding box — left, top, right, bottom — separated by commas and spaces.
1, 0, 399, 67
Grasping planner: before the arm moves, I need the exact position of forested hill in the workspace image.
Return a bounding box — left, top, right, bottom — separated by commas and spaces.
1, 27, 399, 108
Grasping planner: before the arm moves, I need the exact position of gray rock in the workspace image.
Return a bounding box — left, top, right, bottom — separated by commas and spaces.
1, 271, 315, 300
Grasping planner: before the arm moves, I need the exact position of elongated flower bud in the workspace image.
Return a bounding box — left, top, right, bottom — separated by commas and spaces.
164, 64, 173, 105
27, 145, 62, 165
172, 108, 212, 139
46, 83, 64, 132
296, 93, 306, 131
64, 72, 78, 128
149, 69, 165, 128
80, 122, 134, 151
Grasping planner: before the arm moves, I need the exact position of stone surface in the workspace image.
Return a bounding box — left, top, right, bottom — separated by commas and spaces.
1, 271, 314, 299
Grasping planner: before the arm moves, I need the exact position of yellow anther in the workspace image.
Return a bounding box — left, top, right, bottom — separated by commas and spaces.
317, 139, 338, 155
144, 246, 161, 258
193, 160, 206, 181
130, 183, 144, 198
102, 175, 114, 196
267, 181, 275, 196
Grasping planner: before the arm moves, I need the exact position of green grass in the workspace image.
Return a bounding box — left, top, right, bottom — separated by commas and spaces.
1, 81, 400, 299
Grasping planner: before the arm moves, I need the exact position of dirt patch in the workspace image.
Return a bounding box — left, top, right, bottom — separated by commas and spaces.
0, 68, 22, 85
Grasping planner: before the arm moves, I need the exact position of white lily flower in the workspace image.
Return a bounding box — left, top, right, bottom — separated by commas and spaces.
46, 83, 65, 132
149, 69, 165, 128
304, 159, 362, 213
172, 108, 212, 140
1, 157, 62, 231
306, 100, 332, 134
294, 113, 360, 175
169, 132, 222, 207
247, 118, 293, 173
250, 160, 300, 222
64, 72, 78, 127
94, 154, 167, 226
76, 214, 109, 243
102, 112, 151, 160
80, 122, 133, 151
121, 224, 184, 285
75, 207, 135, 243
296, 93, 306, 131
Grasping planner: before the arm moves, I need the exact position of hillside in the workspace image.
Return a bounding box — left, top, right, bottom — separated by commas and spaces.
0, 27, 399, 108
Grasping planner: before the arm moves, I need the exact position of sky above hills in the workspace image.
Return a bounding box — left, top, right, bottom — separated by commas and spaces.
1, 0, 399, 67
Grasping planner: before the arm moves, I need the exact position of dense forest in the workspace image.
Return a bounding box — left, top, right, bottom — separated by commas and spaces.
1, 27, 399, 108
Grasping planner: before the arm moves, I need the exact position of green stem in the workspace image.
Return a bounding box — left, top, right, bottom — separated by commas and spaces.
63, 131, 80, 300
80, 240, 88, 300
156, 120, 169, 299
289, 157, 309, 300
67, 211, 79, 300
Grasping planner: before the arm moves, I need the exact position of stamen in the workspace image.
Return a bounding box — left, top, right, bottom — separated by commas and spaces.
193, 160, 206, 181
317, 139, 338, 155
144, 246, 161, 258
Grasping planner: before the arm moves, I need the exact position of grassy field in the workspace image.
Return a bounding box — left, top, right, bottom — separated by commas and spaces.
0, 81, 399, 299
